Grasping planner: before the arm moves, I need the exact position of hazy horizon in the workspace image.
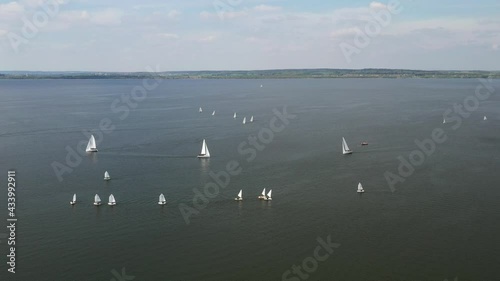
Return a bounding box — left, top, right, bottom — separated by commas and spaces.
1, 0, 499, 71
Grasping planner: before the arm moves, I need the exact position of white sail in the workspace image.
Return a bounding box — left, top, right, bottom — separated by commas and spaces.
484, 116, 487, 120
443, 118, 446, 124
94, 194, 101, 203
243, 117, 246, 124
267, 189, 272, 198
86, 135, 98, 152
109, 194, 116, 204
233, 112, 237, 119
72, 194, 76, 202
159, 193, 166, 203
212, 110, 215, 116
250, 116, 254, 122
198, 139, 210, 158
199, 107, 203, 113
358, 183, 364, 191
261, 188, 266, 196
342, 137, 352, 155
237, 190, 242, 198
104, 171, 110, 180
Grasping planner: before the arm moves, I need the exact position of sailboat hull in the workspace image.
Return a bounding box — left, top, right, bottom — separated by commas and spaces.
357, 190, 365, 193
343, 151, 352, 155
264, 198, 272, 201
93, 202, 101, 206
158, 202, 167, 205
70, 201, 76, 205
234, 198, 243, 201
108, 202, 116, 206
86, 148, 98, 152
197, 154, 210, 158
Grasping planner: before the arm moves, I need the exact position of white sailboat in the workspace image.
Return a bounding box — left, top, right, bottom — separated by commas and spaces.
158, 193, 167, 205
93, 194, 102, 206
260, 84, 263, 88
86, 135, 98, 152
212, 110, 216, 116
342, 137, 352, 155
250, 116, 254, 123
197, 139, 211, 158
70, 193, 76, 205
443, 118, 446, 124
484, 116, 487, 121
199, 107, 203, 113
258, 188, 266, 199
233, 112, 237, 119
264, 189, 272, 201
357, 182, 365, 193
104, 171, 110, 181
242, 117, 246, 124
234, 189, 243, 201
108, 194, 116, 206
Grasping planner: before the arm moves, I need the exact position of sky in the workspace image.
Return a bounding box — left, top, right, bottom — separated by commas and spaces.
0, 0, 499, 71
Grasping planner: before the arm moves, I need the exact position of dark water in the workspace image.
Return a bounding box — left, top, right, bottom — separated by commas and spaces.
1, 78, 499, 281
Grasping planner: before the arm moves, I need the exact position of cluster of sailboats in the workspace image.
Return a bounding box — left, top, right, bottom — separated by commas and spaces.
443, 115, 488, 124
70, 193, 167, 206
234, 188, 272, 201
200, 107, 254, 124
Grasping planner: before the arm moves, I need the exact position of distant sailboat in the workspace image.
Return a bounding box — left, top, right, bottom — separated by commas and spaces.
250, 116, 254, 123
484, 116, 487, 121
197, 139, 211, 158
104, 171, 110, 181
258, 188, 266, 199
212, 110, 215, 116
233, 112, 237, 119
199, 107, 203, 113
342, 137, 352, 155
86, 135, 98, 152
70, 193, 76, 205
108, 194, 116, 206
234, 189, 243, 201
93, 194, 102, 206
158, 193, 167, 205
264, 189, 272, 201
260, 84, 263, 88
443, 118, 446, 124
357, 183, 365, 193
242, 117, 246, 124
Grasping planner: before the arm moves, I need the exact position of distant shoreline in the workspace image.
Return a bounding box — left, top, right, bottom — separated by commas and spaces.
1, 69, 499, 79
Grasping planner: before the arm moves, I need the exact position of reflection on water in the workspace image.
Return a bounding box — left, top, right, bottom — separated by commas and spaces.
87, 152, 98, 163
199, 158, 210, 174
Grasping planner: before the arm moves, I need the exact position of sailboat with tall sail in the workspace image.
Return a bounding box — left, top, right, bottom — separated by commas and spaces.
357, 183, 365, 193
258, 188, 266, 199
108, 194, 116, 206
233, 112, 237, 119
199, 107, 203, 113
86, 135, 98, 152
234, 190, 243, 201
70, 194, 76, 205
104, 171, 110, 180
484, 116, 487, 121
342, 137, 352, 155
212, 110, 215, 116
242, 117, 246, 124
197, 139, 211, 158
93, 194, 102, 206
264, 189, 272, 201
443, 118, 446, 124
250, 116, 254, 123
158, 193, 167, 205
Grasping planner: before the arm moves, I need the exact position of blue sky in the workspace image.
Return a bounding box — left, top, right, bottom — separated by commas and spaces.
0, 0, 499, 71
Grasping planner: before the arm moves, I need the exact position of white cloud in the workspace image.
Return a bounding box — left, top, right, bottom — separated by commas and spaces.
254, 5, 282, 12
0, 2, 25, 20
157, 33, 179, 40
89, 9, 123, 26
167, 9, 181, 20
369, 2, 387, 10
197, 35, 216, 42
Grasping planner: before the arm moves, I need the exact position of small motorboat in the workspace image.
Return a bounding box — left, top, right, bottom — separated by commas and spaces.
361, 141, 368, 146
